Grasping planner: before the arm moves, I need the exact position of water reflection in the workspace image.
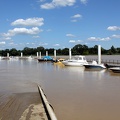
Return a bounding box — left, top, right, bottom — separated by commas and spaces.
109, 70, 120, 76
85, 69, 107, 80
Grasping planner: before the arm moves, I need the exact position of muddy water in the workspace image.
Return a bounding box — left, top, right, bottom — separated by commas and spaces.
0, 58, 120, 120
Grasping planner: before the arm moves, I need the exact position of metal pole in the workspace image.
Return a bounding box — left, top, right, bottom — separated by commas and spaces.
37, 52, 38, 57
46, 51, 48, 56
7, 53, 9, 57
40, 52, 41, 59
54, 49, 56, 60
21, 52, 22, 57
98, 45, 101, 64
69, 48, 71, 60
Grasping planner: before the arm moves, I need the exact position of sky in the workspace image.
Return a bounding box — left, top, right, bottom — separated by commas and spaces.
0, 0, 120, 50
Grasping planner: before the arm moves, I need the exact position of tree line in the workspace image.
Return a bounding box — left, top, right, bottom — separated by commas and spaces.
0, 44, 120, 56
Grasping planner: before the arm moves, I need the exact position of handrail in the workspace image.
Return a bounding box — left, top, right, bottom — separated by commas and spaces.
38, 85, 58, 120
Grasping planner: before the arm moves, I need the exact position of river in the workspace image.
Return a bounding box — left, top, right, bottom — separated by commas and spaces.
0, 55, 120, 120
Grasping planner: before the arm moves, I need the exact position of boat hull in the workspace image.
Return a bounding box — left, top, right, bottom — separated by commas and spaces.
109, 67, 120, 73
84, 64, 106, 69
62, 61, 85, 67
38, 56, 53, 62
105, 63, 120, 68
38, 59, 53, 62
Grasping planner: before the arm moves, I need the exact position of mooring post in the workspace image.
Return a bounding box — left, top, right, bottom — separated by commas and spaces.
21, 52, 23, 57
54, 49, 56, 60
69, 48, 71, 60
98, 45, 101, 64
39, 52, 41, 59
46, 51, 48, 56
37, 52, 38, 57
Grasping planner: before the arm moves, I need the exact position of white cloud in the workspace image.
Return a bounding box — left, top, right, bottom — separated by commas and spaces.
80, 0, 87, 4
69, 39, 82, 43
107, 26, 120, 31
53, 44, 60, 46
2, 27, 42, 37
41, 3, 55, 9
0, 41, 5, 45
88, 37, 111, 41
40, 0, 76, 9
71, 14, 82, 22
77, 40, 83, 42
1, 37, 11, 40
112, 34, 120, 38
5, 37, 11, 40
66, 34, 76, 37
69, 40, 75, 43
11, 18, 44, 27
71, 19, 77, 22
71, 14, 82, 18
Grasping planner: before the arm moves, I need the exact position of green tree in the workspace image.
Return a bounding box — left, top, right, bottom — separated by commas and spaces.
10, 48, 18, 56
62, 48, 69, 55
110, 45, 117, 54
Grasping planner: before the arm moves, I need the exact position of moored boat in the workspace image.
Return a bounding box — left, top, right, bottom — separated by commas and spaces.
105, 63, 120, 69
53, 58, 65, 63
38, 56, 53, 62
109, 67, 120, 73
84, 60, 106, 69
62, 55, 88, 67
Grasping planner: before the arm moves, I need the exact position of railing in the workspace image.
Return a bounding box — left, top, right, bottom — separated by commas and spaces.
87, 59, 120, 64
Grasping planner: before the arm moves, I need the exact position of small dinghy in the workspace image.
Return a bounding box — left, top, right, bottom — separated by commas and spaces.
109, 67, 120, 73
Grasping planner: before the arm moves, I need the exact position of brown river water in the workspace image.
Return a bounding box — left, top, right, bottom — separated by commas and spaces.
0, 55, 120, 120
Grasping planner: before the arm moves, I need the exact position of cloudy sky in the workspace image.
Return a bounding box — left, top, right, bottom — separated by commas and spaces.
0, 0, 120, 50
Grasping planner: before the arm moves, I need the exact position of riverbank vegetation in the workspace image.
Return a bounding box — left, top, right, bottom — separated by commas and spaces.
0, 44, 120, 56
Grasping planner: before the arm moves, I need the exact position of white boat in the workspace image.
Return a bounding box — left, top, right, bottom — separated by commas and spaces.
27, 56, 33, 60
84, 45, 106, 69
84, 60, 106, 69
62, 55, 88, 67
109, 67, 120, 73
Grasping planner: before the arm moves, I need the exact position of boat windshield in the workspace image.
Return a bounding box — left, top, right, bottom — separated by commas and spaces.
73, 57, 82, 60
83, 57, 86, 60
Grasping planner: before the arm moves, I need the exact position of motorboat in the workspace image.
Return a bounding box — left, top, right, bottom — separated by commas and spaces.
109, 67, 120, 73
104, 63, 120, 69
38, 56, 53, 62
84, 60, 106, 69
83, 45, 106, 69
53, 58, 65, 63
62, 55, 88, 67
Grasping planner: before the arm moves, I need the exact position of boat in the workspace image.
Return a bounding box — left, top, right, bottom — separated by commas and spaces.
62, 55, 88, 67
84, 60, 106, 69
109, 67, 120, 73
84, 45, 106, 69
27, 56, 33, 60
38, 56, 53, 62
53, 58, 65, 64
104, 63, 120, 69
